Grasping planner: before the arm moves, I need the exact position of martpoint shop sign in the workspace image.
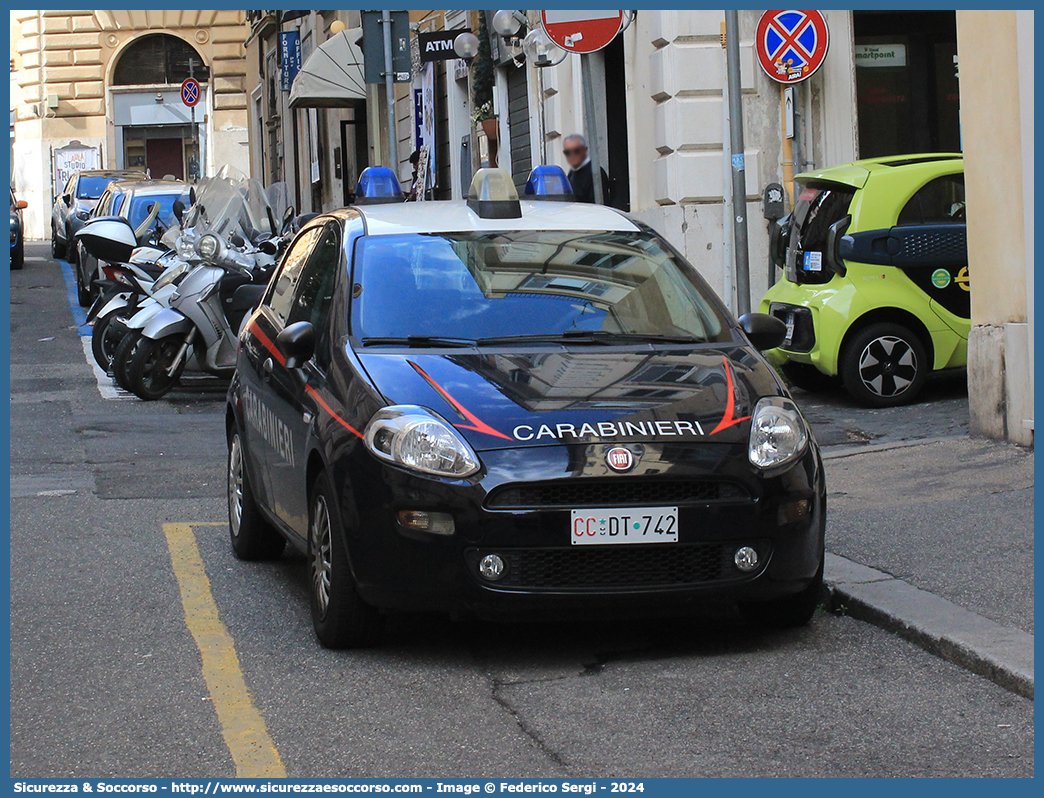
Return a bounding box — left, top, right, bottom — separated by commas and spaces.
854, 43, 908, 67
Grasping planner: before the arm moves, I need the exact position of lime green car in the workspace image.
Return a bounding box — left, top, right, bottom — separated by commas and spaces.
760, 154, 968, 407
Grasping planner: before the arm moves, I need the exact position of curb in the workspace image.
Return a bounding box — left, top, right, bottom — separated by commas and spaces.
823, 553, 1034, 700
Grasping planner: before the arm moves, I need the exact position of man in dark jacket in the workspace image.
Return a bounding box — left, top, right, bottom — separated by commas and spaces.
564, 133, 612, 205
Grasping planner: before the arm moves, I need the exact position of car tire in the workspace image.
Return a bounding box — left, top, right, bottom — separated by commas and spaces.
840, 322, 929, 407
308, 471, 382, 649
126, 334, 186, 401
76, 265, 92, 307
781, 362, 839, 393
91, 309, 125, 372
739, 557, 824, 629
65, 224, 78, 264
11, 243, 24, 270
111, 331, 140, 392
227, 430, 286, 561
51, 222, 65, 259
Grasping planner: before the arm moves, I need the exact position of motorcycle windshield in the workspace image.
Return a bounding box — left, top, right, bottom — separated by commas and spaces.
190, 165, 276, 247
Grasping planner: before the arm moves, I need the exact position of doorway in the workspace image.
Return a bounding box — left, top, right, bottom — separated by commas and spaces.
602, 35, 630, 211
854, 11, 960, 157
145, 138, 184, 180
339, 104, 369, 206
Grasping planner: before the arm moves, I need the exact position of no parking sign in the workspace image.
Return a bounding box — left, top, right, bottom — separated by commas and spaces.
755, 10, 829, 83
181, 78, 201, 107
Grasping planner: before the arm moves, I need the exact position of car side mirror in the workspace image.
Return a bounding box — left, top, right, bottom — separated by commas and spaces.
276, 321, 315, 369
738, 312, 787, 351
16, 199, 28, 210
172, 199, 185, 224
63, 194, 72, 207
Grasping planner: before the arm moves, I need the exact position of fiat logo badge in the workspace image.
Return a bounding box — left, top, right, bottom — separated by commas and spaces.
606, 447, 636, 472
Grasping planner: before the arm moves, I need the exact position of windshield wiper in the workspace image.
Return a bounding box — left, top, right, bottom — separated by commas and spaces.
477, 331, 701, 346
360, 336, 476, 348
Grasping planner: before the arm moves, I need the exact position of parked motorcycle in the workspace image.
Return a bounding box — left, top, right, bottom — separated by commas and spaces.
80, 167, 291, 400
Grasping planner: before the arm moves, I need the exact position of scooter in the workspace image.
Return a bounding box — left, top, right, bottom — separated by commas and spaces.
80, 168, 291, 400
80, 203, 183, 371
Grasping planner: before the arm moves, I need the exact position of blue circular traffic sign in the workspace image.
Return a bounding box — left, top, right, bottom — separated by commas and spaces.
181, 78, 201, 107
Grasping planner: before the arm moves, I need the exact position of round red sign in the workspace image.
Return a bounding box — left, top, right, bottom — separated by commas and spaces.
540, 10, 623, 54
180, 78, 201, 107
755, 10, 829, 84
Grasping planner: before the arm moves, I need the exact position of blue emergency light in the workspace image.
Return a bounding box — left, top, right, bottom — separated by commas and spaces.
355, 166, 402, 205
524, 165, 574, 201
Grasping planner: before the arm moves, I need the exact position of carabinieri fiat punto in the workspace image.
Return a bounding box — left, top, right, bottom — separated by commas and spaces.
226, 165, 825, 648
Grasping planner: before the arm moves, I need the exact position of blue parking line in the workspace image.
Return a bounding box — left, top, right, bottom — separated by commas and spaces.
56, 257, 91, 336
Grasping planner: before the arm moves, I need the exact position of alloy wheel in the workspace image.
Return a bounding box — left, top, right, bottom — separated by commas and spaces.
857, 335, 918, 398
228, 435, 244, 539
310, 495, 333, 620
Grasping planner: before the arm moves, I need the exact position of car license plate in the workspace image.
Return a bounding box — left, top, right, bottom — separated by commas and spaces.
571, 507, 679, 545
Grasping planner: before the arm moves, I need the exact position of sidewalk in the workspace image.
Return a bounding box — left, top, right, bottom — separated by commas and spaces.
820, 435, 1034, 697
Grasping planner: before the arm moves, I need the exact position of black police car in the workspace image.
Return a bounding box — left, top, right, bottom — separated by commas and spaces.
226, 166, 825, 648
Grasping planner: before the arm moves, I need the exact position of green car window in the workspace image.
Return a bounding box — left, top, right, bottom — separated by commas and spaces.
897, 174, 966, 226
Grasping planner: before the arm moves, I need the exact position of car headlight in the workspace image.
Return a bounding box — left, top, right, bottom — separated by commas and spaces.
153, 261, 190, 291
364, 405, 480, 478
76, 210, 90, 220
748, 397, 809, 469
196, 233, 221, 261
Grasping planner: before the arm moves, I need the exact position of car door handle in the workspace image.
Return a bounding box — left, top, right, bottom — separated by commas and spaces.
262, 357, 273, 380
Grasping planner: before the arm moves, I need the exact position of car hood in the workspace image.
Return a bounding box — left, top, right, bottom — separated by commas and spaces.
356, 345, 784, 451
76, 199, 99, 212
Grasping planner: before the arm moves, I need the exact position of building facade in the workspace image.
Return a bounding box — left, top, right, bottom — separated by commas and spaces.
11, 10, 252, 239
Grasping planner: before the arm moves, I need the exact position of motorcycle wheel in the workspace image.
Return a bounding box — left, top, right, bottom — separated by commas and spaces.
91, 309, 125, 372
126, 334, 186, 401
111, 331, 141, 392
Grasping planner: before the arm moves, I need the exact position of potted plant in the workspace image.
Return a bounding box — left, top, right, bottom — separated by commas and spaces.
472, 10, 497, 140
473, 102, 498, 140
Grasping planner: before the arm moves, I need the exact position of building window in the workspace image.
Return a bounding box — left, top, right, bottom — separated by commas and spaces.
112, 34, 210, 86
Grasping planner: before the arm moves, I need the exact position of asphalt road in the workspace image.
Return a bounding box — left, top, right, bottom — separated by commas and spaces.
9, 245, 1034, 778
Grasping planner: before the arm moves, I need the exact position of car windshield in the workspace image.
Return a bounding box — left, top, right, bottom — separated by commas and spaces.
125, 191, 190, 232
351, 230, 730, 344
76, 176, 115, 199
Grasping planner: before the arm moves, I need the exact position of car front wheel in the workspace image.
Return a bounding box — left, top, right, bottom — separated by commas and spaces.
51, 222, 65, 258
840, 322, 929, 407
739, 558, 824, 629
308, 471, 382, 649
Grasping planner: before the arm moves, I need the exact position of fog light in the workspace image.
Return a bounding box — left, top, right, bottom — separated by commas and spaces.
778, 498, 811, 525
478, 554, 506, 581
734, 547, 759, 572
397, 510, 455, 536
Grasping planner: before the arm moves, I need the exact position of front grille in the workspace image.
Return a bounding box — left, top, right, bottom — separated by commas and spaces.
467, 544, 735, 589
485, 480, 750, 509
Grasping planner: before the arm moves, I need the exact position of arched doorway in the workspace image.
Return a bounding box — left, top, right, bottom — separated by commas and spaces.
110, 34, 209, 180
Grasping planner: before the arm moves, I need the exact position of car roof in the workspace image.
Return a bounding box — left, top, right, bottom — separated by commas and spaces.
348, 199, 641, 236
105, 179, 187, 195
76, 170, 146, 178
796, 153, 963, 190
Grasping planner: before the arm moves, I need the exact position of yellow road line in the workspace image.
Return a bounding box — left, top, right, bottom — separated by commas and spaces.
163, 522, 287, 778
